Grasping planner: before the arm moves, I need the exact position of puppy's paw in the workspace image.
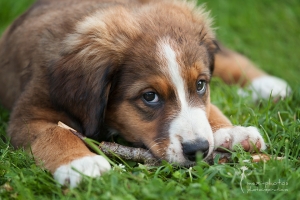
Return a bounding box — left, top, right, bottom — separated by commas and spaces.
53, 155, 111, 188
241, 75, 292, 102
213, 126, 266, 152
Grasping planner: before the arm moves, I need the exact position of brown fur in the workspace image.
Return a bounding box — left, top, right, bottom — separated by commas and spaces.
0, 0, 266, 173
214, 44, 266, 86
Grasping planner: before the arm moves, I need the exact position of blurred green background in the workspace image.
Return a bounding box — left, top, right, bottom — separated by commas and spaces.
205, 0, 300, 87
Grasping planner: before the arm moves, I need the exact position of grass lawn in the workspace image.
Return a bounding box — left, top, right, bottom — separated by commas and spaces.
0, 0, 299, 199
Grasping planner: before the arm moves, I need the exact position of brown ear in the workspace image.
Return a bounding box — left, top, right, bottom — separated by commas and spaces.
208, 40, 220, 73
48, 54, 118, 140
200, 38, 220, 74
47, 8, 141, 140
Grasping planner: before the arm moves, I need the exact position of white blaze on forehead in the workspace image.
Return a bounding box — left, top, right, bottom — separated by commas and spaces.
158, 40, 214, 164
161, 44, 188, 110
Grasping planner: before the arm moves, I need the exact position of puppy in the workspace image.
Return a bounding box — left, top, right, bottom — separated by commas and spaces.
0, 0, 290, 187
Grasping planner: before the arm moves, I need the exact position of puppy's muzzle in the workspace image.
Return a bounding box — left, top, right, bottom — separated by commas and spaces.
182, 139, 209, 161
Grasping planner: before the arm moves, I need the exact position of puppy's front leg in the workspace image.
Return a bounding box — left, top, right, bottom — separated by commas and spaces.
208, 103, 266, 152
8, 120, 110, 188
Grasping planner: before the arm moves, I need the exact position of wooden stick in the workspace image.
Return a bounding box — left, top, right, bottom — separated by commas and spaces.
99, 141, 159, 165
57, 121, 284, 165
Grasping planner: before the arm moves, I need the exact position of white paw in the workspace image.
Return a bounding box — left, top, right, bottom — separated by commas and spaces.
241, 75, 292, 101
213, 126, 266, 151
53, 155, 111, 188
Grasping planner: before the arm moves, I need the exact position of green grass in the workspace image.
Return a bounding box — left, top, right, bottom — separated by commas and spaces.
0, 0, 300, 199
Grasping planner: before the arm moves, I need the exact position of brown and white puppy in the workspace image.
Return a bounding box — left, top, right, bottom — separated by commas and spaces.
0, 0, 289, 187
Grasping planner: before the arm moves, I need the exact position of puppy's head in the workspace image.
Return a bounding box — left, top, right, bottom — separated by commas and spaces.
50, 1, 218, 166
107, 38, 216, 165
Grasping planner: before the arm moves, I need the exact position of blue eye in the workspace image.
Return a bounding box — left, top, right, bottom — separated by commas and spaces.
197, 80, 206, 95
143, 92, 159, 103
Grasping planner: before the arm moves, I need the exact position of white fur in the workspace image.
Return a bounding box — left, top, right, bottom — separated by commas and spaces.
213, 126, 266, 151
167, 108, 214, 164
161, 44, 187, 109
53, 155, 111, 188
159, 41, 214, 164
239, 75, 291, 101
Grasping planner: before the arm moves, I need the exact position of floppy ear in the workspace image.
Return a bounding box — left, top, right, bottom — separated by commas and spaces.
48, 54, 118, 140
199, 31, 219, 74
206, 40, 220, 73
48, 7, 140, 140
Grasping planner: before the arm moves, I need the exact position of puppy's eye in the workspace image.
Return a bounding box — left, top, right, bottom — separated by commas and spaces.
143, 92, 159, 103
197, 80, 206, 95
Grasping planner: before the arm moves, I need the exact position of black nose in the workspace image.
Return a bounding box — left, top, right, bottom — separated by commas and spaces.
182, 139, 209, 161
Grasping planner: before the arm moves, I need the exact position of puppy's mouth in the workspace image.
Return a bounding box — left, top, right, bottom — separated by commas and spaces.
141, 141, 210, 167
143, 146, 198, 167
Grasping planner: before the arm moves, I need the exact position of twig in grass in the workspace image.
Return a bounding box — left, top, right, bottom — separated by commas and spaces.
251, 154, 284, 162
99, 141, 159, 165
57, 121, 284, 165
